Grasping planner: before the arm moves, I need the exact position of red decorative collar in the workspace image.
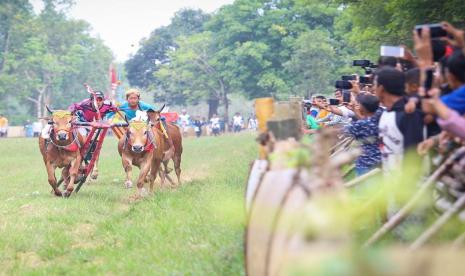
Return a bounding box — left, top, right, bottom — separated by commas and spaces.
64, 141, 79, 152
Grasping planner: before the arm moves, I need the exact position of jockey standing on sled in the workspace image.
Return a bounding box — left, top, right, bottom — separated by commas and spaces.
41, 90, 116, 139
68, 90, 117, 136
114, 88, 175, 156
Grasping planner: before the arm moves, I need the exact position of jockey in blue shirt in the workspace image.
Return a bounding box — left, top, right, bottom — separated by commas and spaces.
117, 88, 156, 120
115, 88, 175, 156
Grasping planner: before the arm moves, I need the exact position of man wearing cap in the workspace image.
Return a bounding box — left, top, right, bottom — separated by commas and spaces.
68, 90, 117, 122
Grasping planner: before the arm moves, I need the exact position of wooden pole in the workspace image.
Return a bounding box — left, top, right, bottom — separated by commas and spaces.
364, 147, 465, 247
410, 194, 465, 250
344, 168, 381, 188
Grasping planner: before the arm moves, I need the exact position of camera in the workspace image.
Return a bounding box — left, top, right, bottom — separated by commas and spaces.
353, 60, 377, 74
329, 98, 340, 105
353, 60, 370, 67
335, 80, 353, 90
342, 75, 357, 81
359, 76, 372, 84
415, 23, 448, 38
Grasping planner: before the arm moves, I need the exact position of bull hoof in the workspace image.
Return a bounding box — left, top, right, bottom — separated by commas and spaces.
54, 190, 63, 197
125, 180, 133, 189
90, 173, 98, 180
62, 191, 72, 198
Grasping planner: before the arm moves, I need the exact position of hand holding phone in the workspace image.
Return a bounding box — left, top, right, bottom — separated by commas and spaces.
415, 23, 448, 38
380, 46, 405, 58
422, 68, 434, 98
329, 99, 340, 105
342, 91, 351, 103
335, 80, 353, 90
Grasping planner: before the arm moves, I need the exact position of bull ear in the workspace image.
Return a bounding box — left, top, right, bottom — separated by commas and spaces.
46, 105, 53, 114
158, 104, 166, 113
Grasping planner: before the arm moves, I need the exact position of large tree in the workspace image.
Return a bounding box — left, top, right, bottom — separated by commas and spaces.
125, 8, 211, 89
0, 0, 113, 123
155, 32, 232, 119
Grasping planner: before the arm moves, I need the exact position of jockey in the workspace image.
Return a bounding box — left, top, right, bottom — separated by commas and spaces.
116, 88, 156, 121
115, 88, 175, 157
68, 91, 117, 122
41, 91, 116, 139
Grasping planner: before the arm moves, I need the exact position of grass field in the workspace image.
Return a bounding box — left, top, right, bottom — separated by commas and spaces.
0, 132, 256, 275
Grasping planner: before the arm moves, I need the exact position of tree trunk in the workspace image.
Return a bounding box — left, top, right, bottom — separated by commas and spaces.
0, 29, 10, 74
223, 88, 229, 132
207, 97, 219, 119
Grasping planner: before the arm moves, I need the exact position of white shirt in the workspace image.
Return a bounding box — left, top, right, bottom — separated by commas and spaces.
32, 121, 42, 132
378, 110, 404, 172
233, 115, 243, 126
338, 105, 356, 119
210, 117, 220, 128
179, 114, 190, 124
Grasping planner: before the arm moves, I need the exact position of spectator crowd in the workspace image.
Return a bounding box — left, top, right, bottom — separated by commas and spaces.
302, 21, 465, 179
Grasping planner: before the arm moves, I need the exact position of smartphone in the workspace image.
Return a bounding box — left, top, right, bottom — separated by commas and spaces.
335, 80, 353, 90
423, 68, 434, 98
353, 60, 371, 67
342, 75, 356, 81
329, 98, 340, 106
415, 23, 448, 38
380, 46, 404, 58
359, 76, 372, 84
342, 91, 351, 103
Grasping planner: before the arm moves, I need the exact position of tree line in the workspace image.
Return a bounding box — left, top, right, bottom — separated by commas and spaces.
1, 0, 463, 125
125, 0, 465, 122
0, 0, 113, 125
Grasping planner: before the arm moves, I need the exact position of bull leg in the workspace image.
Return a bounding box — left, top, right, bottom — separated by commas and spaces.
47, 163, 62, 197
61, 166, 70, 189
173, 155, 182, 185
63, 158, 80, 198
122, 156, 133, 189
150, 159, 162, 193
162, 161, 175, 187
136, 161, 151, 198
90, 157, 99, 180
158, 162, 167, 188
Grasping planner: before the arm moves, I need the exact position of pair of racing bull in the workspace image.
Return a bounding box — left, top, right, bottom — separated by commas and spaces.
39, 106, 182, 198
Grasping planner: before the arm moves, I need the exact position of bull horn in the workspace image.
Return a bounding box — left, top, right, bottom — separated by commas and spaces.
46, 105, 53, 114
158, 104, 166, 113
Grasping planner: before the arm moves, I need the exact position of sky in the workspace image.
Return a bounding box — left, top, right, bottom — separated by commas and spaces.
31, 0, 234, 61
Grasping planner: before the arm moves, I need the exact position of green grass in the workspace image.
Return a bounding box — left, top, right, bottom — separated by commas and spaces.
0, 133, 256, 275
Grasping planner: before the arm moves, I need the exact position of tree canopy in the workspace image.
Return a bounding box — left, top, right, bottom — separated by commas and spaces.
0, 0, 113, 124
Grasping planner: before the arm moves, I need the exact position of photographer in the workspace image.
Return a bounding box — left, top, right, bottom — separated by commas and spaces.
322, 90, 353, 126
344, 93, 382, 176
326, 90, 357, 120
302, 101, 320, 134
416, 24, 465, 142
375, 67, 425, 171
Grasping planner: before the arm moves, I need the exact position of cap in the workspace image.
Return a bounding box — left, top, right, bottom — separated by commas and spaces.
93, 91, 104, 99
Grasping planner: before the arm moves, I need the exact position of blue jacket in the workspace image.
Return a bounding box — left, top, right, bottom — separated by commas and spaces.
441, 84, 465, 115
114, 101, 156, 120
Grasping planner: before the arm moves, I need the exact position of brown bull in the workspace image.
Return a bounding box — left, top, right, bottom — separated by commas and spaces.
148, 109, 183, 186
118, 120, 166, 198
39, 109, 85, 197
